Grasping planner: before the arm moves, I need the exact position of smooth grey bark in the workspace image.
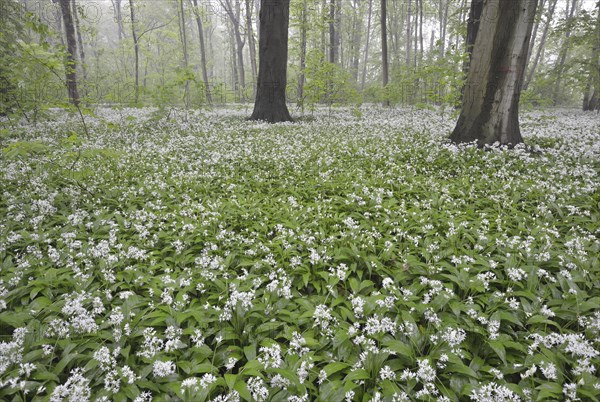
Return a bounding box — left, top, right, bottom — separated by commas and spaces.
177, 0, 190, 106
553, 0, 578, 104
451, 0, 538, 147
246, 0, 258, 87
381, 0, 389, 106
360, 0, 372, 90
72, 0, 87, 84
112, 0, 124, 40
523, 0, 558, 90
128, 0, 139, 103
59, 0, 80, 106
220, 0, 246, 93
249, 0, 292, 122
191, 0, 212, 103
297, 0, 307, 108
406, 0, 411, 65
329, 0, 338, 64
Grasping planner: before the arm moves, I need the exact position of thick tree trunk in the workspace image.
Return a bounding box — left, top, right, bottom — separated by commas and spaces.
249, 0, 292, 123
460, 0, 483, 103
191, 0, 212, 104
583, 1, 600, 111
381, 0, 389, 106
450, 0, 538, 147
59, 0, 80, 106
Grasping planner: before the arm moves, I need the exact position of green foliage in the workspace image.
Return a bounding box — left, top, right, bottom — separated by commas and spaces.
301, 50, 362, 111
0, 107, 599, 400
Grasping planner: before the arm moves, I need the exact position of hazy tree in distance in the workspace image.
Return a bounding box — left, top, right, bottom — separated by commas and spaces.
249, 0, 292, 122
450, 0, 538, 147
59, 0, 80, 106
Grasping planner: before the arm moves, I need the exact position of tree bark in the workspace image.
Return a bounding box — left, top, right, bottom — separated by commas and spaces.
361, 0, 373, 90
381, 0, 389, 106
450, 0, 538, 147
246, 0, 258, 87
59, 0, 80, 106
72, 0, 87, 84
553, 0, 578, 104
329, 0, 338, 64
523, 0, 557, 90
297, 0, 307, 108
249, 0, 292, 123
191, 0, 212, 103
128, 0, 139, 103
112, 0, 124, 40
177, 0, 190, 106
406, 0, 412, 65
583, 1, 600, 111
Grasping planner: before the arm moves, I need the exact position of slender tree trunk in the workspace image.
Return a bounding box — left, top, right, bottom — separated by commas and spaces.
191, 0, 212, 103
418, 0, 423, 59
128, 0, 139, 103
523, 0, 558, 90
329, 0, 337, 63
297, 0, 307, 108
177, 0, 190, 106
406, 0, 412, 65
246, 0, 258, 88
112, 0, 124, 40
59, 0, 80, 106
440, 0, 449, 59
361, 0, 372, 90
72, 0, 87, 85
381, 0, 389, 106
249, 0, 292, 122
220, 0, 246, 94
350, 0, 362, 82
451, 0, 538, 146
553, 0, 578, 105
526, 0, 546, 68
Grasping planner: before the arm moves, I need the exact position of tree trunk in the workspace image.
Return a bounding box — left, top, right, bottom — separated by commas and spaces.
583, 1, 600, 111
406, 0, 411, 65
220, 0, 246, 94
450, 0, 538, 147
552, 0, 578, 104
297, 0, 307, 108
59, 0, 80, 106
249, 0, 292, 123
350, 0, 363, 83
191, 0, 212, 104
177, 0, 190, 106
329, 0, 337, 64
246, 0, 258, 88
460, 0, 483, 102
381, 0, 389, 106
439, 0, 448, 59
128, 0, 139, 103
112, 0, 124, 40
523, 0, 557, 90
72, 0, 87, 84
361, 0, 373, 90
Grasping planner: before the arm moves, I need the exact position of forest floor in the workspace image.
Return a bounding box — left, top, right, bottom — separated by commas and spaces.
1, 107, 599, 401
